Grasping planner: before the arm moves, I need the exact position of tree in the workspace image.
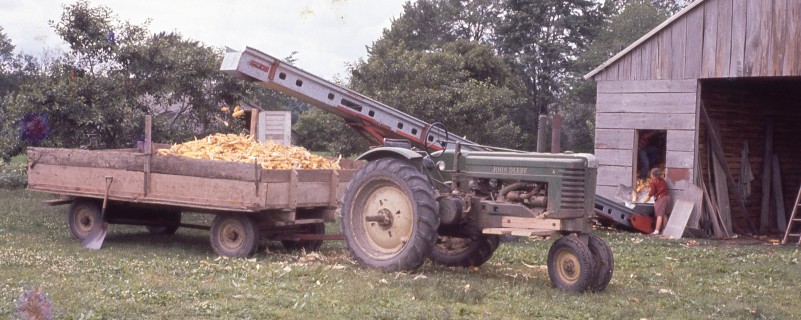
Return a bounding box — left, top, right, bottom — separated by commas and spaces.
2, 1, 252, 158
495, 0, 604, 116
349, 40, 528, 149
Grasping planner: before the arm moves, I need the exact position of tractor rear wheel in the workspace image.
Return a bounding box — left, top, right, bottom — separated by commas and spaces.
547, 235, 595, 292
429, 234, 500, 267
588, 235, 614, 292
341, 158, 439, 272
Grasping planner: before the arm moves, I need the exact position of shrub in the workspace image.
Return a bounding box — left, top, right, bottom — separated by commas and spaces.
0, 159, 27, 189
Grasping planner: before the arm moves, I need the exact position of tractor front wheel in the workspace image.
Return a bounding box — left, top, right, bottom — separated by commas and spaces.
547, 235, 596, 292
341, 158, 439, 272
588, 235, 614, 292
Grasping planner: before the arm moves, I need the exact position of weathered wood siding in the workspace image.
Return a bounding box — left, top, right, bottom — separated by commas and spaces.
594, 0, 801, 81
594, 80, 698, 199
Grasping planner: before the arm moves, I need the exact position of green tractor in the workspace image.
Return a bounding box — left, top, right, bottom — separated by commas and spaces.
340, 131, 613, 292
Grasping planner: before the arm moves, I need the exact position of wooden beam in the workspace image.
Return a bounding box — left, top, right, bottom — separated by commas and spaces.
772, 154, 787, 232
759, 119, 773, 233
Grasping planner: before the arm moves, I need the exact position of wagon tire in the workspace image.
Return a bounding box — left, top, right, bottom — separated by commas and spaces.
429, 234, 500, 267
341, 158, 439, 272
68, 199, 102, 240
547, 235, 596, 292
281, 223, 325, 252
146, 211, 182, 235
210, 214, 259, 258
588, 235, 614, 292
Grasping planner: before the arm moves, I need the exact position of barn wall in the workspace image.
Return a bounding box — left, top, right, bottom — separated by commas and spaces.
594, 80, 698, 199
595, 0, 801, 81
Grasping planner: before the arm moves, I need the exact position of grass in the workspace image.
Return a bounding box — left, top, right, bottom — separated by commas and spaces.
1, 190, 799, 319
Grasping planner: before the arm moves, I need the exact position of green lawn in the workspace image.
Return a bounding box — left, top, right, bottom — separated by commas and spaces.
1, 189, 798, 319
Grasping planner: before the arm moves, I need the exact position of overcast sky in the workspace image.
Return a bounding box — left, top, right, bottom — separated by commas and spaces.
0, 0, 412, 80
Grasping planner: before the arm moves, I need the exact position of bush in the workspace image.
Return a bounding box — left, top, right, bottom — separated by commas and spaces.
0, 158, 27, 189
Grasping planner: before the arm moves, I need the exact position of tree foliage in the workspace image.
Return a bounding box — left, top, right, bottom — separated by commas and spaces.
350, 39, 528, 149
1, 1, 252, 158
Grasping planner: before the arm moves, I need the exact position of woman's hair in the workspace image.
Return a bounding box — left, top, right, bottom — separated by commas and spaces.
650, 168, 661, 178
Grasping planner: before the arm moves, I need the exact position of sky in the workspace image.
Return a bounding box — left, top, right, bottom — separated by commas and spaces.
0, 0, 412, 80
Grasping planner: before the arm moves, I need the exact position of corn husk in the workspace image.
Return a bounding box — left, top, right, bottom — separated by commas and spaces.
157, 133, 340, 170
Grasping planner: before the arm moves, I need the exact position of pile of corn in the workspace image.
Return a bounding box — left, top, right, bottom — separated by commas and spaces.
157, 133, 340, 170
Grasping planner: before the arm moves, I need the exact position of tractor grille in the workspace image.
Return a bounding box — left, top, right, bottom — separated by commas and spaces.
560, 168, 587, 210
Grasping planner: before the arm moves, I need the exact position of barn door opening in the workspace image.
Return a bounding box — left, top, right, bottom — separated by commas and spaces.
635, 130, 667, 185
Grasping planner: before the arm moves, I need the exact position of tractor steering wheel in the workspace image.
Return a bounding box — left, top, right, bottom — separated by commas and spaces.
423, 122, 449, 158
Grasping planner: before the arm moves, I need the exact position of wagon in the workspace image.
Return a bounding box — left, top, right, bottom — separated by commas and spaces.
26, 143, 358, 257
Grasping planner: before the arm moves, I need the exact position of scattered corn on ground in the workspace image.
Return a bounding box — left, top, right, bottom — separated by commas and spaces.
157, 133, 340, 170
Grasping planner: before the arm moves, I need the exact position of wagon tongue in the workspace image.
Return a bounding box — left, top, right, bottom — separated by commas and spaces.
82, 176, 113, 250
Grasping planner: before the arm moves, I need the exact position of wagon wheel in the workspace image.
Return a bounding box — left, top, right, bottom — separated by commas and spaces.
588, 235, 614, 292
341, 158, 439, 271
146, 211, 182, 235
281, 222, 325, 252
210, 214, 260, 258
547, 235, 596, 292
68, 199, 102, 240
429, 234, 500, 267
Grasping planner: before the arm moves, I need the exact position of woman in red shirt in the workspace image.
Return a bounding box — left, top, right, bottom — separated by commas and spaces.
644, 168, 670, 235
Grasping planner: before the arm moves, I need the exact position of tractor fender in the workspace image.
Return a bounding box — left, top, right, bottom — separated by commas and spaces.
356, 147, 423, 162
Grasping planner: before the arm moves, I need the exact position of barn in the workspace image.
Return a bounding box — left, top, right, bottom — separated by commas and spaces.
584, 0, 801, 236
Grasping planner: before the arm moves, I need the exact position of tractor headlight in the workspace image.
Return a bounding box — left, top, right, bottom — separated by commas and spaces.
437, 161, 446, 171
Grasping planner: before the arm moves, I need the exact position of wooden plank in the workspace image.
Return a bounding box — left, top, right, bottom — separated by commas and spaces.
744, 0, 772, 76
650, 36, 661, 79
759, 119, 773, 233
595, 113, 696, 130
701, 0, 719, 77
712, 149, 733, 235
596, 92, 697, 114
631, 47, 642, 80
663, 199, 695, 239
667, 130, 697, 152
772, 154, 787, 232
595, 129, 635, 150
28, 147, 144, 171
618, 53, 631, 81
671, 16, 687, 79
715, 0, 733, 77
684, 6, 705, 79
607, 63, 619, 81
657, 30, 672, 79
666, 151, 694, 169
784, 0, 801, 76
769, 0, 787, 76
595, 149, 634, 167
641, 39, 653, 80
729, 0, 747, 76
673, 184, 704, 228
597, 165, 634, 187
597, 79, 697, 94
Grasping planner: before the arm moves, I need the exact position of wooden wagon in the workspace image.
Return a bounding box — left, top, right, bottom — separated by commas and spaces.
26, 145, 358, 257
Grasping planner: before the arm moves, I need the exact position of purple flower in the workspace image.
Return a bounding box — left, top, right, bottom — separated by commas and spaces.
15, 287, 53, 320
19, 113, 50, 144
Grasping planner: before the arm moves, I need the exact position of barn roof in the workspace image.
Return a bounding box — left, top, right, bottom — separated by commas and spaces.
583, 0, 707, 80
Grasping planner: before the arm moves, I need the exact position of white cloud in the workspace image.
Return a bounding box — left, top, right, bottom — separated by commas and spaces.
0, 0, 411, 80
